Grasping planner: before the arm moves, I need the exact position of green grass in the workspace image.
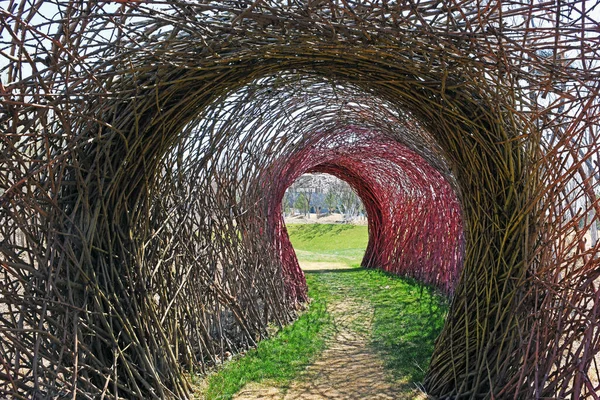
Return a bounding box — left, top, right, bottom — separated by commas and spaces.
286, 224, 368, 264
285, 224, 368, 252
308, 268, 447, 383
198, 224, 447, 398
199, 224, 367, 399
200, 272, 332, 399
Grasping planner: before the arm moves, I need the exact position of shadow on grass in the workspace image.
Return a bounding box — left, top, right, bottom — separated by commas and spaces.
370, 284, 447, 383
307, 267, 448, 384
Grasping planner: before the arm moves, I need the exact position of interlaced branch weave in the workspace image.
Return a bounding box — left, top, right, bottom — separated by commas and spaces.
1, 1, 599, 399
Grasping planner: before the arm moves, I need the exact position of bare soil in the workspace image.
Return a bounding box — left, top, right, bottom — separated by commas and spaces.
298, 261, 349, 271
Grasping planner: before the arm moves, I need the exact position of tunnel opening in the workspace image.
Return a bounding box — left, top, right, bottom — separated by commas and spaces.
283, 174, 366, 225
282, 173, 369, 269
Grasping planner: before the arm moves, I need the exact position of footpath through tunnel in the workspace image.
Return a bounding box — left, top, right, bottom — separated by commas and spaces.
1, 2, 600, 399
232, 217, 450, 400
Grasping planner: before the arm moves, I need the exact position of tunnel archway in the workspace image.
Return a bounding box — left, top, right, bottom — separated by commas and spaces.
1, 2, 599, 399
264, 128, 464, 297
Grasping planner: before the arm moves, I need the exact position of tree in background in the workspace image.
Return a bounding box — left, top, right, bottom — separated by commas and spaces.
330, 180, 364, 220
282, 192, 292, 216
294, 192, 309, 216
324, 191, 337, 215
284, 173, 365, 220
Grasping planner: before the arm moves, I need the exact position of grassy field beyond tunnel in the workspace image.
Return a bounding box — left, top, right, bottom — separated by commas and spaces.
199, 224, 448, 399
286, 223, 369, 265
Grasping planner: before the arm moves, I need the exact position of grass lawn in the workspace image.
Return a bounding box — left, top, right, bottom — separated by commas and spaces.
285, 224, 368, 264
198, 224, 447, 399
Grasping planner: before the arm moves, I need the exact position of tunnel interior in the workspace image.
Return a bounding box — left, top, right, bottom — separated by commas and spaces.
265, 126, 464, 297
1, 2, 599, 399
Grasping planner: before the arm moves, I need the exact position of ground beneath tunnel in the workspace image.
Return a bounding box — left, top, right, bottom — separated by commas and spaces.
233, 261, 428, 400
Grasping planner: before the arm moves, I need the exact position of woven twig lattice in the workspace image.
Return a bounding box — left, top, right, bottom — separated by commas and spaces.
1, 1, 599, 398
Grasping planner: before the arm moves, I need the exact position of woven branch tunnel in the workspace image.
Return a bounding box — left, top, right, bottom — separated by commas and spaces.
1, 1, 599, 399
266, 127, 464, 296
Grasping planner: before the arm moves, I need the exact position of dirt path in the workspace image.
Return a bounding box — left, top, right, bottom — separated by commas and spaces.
296, 261, 349, 271
233, 262, 426, 400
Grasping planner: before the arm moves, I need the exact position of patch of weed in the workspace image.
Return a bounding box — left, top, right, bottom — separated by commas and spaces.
305, 268, 448, 383
286, 224, 368, 259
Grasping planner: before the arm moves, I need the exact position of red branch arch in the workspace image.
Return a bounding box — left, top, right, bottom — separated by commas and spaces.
264, 129, 464, 298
